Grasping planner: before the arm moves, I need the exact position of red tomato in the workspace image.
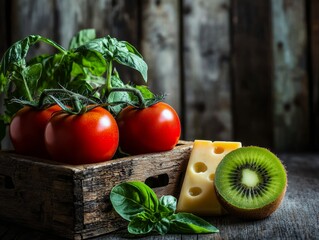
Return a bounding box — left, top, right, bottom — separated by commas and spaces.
116, 102, 181, 155
9, 105, 61, 158
44, 106, 119, 165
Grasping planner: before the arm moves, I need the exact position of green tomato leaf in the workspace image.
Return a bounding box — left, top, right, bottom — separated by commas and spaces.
128, 212, 155, 235
169, 213, 219, 234
69, 29, 96, 49
110, 181, 159, 221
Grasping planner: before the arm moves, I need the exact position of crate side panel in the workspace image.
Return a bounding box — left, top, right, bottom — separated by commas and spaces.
0, 153, 76, 238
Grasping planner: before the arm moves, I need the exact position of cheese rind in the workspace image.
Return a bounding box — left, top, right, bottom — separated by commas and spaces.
176, 140, 242, 216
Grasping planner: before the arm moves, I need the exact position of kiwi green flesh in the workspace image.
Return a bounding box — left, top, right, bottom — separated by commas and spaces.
214, 147, 287, 213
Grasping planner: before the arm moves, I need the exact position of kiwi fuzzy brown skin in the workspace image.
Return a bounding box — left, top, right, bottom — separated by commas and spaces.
214, 183, 287, 220
214, 146, 288, 220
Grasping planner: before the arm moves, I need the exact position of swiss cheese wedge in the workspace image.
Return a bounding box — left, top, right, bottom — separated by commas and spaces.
176, 140, 242, 215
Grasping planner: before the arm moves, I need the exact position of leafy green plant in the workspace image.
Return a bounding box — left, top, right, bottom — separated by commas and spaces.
0, 29, 151, 142
110, 181, 219, 235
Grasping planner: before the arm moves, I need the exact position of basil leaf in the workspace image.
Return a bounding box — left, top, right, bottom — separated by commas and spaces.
123, 41, 143, 58
76, 35, 148, 82
128, 211, 170, 235
159, 195, 177, 213
0, 35, 65, 76
29, 53, 62, 91
0, 35, 66, 96
128, 212, 154, 235
69, 29, 96, 49
107, 76, 131, 115
22, 63, 42, 91
110, 181, 159, 221
77, 37, 113, 60
169, 213, 219, 234
73, 49, 106, 76
154, 217, 170, 235
114, 51, 148, 82
0, 35, 41, 78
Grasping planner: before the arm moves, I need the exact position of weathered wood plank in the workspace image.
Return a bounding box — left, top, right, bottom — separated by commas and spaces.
54, 0, 140, 83
0, 0, 9, 57
271, 0, 310, 151
141, 0, 181, 115
0, 0, 11, 150
231, 0, 273, 148
309, 0, 319, 150
183, 0, 232, 141
10, 0, 56, 56
8, 0, 140, 80
0, 154, 76, 238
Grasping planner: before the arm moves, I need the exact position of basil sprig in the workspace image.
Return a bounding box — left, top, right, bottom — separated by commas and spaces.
110, 181, 219, 235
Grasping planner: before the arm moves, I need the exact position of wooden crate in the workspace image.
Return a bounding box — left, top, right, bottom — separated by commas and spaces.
0, 142, 192, 239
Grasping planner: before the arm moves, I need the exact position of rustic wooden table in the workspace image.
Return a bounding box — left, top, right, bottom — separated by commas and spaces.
0, 153, 318, 240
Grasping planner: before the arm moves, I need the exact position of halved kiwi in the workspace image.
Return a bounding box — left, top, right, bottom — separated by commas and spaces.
214, 146, 287, 220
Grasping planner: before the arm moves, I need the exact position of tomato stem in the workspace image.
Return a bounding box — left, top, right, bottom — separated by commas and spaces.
37, 88, 97, 109
22, 75, 33, 102
109, 87, 146, 108
106, 61, 113, 94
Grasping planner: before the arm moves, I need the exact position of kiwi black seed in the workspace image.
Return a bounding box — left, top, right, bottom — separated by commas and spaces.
214, 146, 287, 220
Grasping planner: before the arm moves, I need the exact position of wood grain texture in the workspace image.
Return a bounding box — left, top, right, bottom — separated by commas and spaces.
8, 0, 140, 80
0, 0, 9, 57
1, 1, 319, 151
10, 0, 56, 57
309, 0, 319, 149
183, 0, 233, 141
0, 143, 192, 239
54, 0, 140, 83
1, 152, 318, 239
271, 0, 310, 151
141, 0, 181, 115
231, 0, 273, 149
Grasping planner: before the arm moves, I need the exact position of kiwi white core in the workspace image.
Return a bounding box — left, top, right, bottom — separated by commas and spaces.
242, 169, 260, 187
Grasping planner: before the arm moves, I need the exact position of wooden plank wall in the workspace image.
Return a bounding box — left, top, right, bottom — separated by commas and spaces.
0, 0, 318, 152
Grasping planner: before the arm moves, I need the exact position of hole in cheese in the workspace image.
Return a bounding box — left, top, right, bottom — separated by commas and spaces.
214, 146, 224, 154
209, 173, 215, 181
189, 187, 202, 196
193, 162, 208, 173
